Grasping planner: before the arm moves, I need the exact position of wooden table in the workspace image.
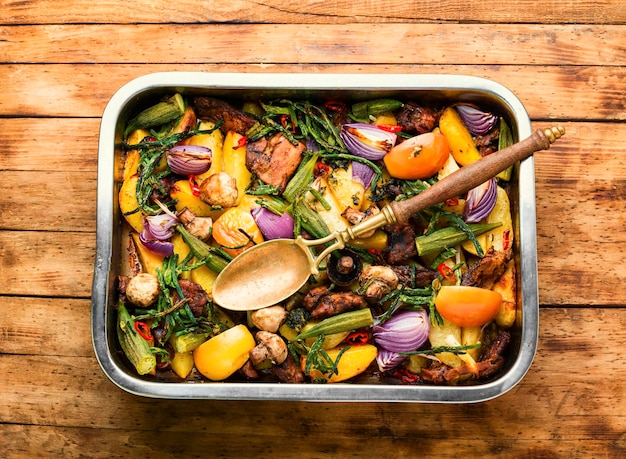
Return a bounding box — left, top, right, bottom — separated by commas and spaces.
2, 2, 625, 457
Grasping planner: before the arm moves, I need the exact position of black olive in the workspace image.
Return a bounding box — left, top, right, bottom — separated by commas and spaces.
326, 249, 362, 286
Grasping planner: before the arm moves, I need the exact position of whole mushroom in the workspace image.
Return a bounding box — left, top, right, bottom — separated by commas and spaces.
358, 265, 399, 301
250, 305, 287, 332
249, 331, 288, 366
198, 171, 238, 208
125, 273, 160, 308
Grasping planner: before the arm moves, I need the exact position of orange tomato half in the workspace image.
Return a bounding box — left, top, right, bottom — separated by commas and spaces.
212, 207, 264, 257
383, 131, 450, 180
434, 285, 502, 327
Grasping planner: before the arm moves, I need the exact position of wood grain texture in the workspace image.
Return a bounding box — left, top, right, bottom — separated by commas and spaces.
2, 0, 625, 25
2, 64, 626, 121
2, 24, 625, 66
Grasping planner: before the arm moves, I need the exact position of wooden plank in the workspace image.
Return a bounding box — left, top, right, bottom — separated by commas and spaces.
0, 297, 92, 356
0, 118, 100, 172
533, 122, 626, 306
0, 171, 96, 232
2, 24, 625, 66
1, 64, 625, 121
2, 1, 625, 25
1, 424, 623, 458
0, 308, 625, 457
0, 231, 94, 298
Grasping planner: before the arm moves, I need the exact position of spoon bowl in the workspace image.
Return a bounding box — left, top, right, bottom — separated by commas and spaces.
212, 126, 565, 311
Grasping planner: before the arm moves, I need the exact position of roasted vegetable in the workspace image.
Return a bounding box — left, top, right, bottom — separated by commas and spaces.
117, 302, 156, 376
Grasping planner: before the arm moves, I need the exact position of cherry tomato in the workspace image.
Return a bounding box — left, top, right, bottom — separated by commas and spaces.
212, 207, 264, 257
383, 131, 450, 180
434, 285, 502, 327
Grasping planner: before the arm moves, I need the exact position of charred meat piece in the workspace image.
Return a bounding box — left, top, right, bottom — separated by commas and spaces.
390, 265, 437, 288
172, 279, 210, 317
272, 354, 305, 384
302, 287, 368, 320
421, 331, 511, 384
383, 223, 417, 265
246, 133, 306, 192
475, 127, 500, 156
461, 247, 512, 290
302, 286, 329, 311
396, 102, 440, 135
193, 96, 257, 135
311, 292, 368, 320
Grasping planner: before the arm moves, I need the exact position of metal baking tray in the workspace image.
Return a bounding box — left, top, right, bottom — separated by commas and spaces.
92, 72, 538, 402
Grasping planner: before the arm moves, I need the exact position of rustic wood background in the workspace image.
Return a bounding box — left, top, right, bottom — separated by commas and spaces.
1, 1, 625, 457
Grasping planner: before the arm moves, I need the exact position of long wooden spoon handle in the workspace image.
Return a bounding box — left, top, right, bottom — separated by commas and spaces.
389, 126, 565, 224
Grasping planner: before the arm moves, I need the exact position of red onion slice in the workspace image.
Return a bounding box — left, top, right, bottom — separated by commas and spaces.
144, 213, 178, 240
373, 310, 430, 353
351, 161, 376, 189
340, 123, 397, 160
455, 105, 499, 136
251, 207, 295, 240
376, 349, 406, 373
464, 178, 497, 223
139, 228, 174, 257
166, 145, 212, 176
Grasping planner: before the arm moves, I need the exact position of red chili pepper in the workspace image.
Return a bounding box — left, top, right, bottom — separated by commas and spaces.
391, 368, 419, 383
345, 331, 369, 346
368, 248, 381, 255
377, 124, 403, 133
188, 175, 200, 197
134, 321, 153, 341
445, 197, 459, 206
314, 161, 331, 177
437, 263, 456, 282
280, 114, 296, 133
324, 100, 346, 112
503, 229, 511, 251
235, 136, 248, 149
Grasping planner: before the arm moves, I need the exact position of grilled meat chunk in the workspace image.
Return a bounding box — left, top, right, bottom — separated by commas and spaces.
302, 287, 367, 320
475, 127, 500, 156
272, 354, 305, 384
462, 247, 513, 290
390, 265, 438, 288
421, 331, 511, 384
384, 223, 417, 264
193, 96, 257, 135
246, 133, 305, 192
172, 279, 209, 317
396, 102, 440, 135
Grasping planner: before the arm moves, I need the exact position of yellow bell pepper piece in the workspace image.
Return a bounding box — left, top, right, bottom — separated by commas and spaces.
439, 106, 482, 166
222, 131, 252, 206
302, 344, 377, 383
187, 121, 225, 181
193, 324, 256, 381
130, 232, 164, 276
119, 175, 143, 233
170, 179, 223, 220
